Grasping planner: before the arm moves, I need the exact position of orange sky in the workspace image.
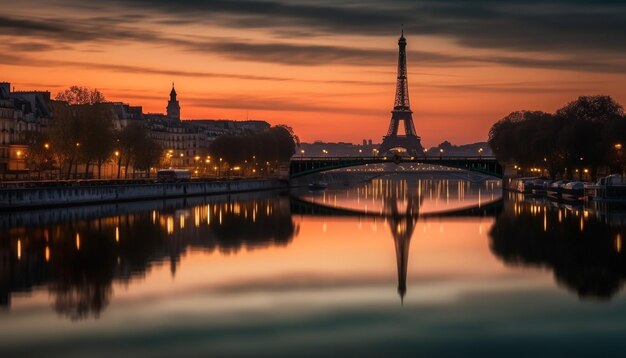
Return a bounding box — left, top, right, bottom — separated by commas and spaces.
1, 0, 625, 146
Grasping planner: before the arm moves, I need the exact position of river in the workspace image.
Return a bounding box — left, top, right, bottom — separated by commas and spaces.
1, 174, 626, 357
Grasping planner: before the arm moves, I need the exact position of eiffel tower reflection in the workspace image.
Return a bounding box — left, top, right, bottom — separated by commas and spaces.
385, 190, 422, 305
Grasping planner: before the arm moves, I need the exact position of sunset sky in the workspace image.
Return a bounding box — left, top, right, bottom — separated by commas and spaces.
1, 0, 625, 146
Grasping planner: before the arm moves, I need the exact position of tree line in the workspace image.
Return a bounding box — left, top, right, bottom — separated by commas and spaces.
25, 86, 161, 179
488, 96, 626, 180
208, 125, 297, 175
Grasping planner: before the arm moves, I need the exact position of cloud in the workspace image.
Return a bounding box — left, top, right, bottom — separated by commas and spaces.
186, 96, 380, 115
107, 0, 626, 55
1, 1, 624, 73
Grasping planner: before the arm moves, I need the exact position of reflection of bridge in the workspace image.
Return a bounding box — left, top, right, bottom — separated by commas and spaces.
289, 156, 503, 179
290, 196, 503, 219
291, 194, 502, 304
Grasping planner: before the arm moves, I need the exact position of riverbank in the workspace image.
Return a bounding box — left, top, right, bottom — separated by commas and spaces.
0, 178, 288, 210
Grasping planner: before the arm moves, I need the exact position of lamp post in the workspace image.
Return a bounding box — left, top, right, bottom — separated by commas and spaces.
115, 150, 121, 179
478, 147, 483, 158
439, 148, 444, 159
616, 143, 623, 176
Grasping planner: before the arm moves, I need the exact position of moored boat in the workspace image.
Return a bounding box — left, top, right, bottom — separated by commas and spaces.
590, 174, 626, 201
531, 179, 550, 196
547, 180, 564, 199
308, 181, 328, 190
561, 181, 585, 201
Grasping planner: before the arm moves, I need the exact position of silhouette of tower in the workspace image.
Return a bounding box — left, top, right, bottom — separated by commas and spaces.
386, 194, 420, 304
167, 83, 181, 121
379, 30, 424, 156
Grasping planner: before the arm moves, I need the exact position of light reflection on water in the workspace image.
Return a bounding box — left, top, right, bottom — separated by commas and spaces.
1, 176, 626, 356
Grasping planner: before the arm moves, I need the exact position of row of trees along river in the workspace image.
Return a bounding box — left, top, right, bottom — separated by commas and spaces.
488, 96, 626, 181
22, 87, 297, 179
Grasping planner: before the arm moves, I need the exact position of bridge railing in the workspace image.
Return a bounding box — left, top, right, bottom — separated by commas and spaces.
291, 156, 497, 161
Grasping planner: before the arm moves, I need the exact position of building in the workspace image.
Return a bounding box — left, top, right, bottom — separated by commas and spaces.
146, 85, 270, 169
0, 83, 51, 176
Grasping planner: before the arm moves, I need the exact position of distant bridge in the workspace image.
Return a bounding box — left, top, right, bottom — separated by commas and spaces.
289, 156, 503, 179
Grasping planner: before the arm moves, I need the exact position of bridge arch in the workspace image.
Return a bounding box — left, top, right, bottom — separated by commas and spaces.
289, 156, 503, 179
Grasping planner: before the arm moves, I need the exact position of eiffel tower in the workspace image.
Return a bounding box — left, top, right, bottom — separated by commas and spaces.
379, 30, 424, 156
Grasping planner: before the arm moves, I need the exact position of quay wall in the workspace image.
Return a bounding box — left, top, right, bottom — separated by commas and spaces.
0, 179, 288, 210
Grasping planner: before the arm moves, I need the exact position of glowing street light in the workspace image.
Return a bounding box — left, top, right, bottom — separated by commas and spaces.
44, 143, 50, 150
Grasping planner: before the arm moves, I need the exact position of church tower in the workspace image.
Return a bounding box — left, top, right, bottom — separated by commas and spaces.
167, 83, 181, 121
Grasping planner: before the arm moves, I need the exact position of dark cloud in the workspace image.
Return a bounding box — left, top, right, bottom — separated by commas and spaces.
1, 1, 624, 73
107, 0, 626, 55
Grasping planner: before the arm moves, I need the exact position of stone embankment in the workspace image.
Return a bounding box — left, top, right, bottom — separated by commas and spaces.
0, 179, 288, 209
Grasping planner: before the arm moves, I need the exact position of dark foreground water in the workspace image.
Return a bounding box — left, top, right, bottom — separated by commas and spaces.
1, 174, 626, 357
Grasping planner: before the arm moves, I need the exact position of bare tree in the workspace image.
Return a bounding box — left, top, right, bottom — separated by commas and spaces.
55, 86, 106, 105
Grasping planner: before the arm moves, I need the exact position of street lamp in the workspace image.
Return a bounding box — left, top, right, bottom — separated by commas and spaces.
439, 148, 444, 158
478, 147, 483, 158
300, 149, 305, 158
115, 150, 122, 179
615, 143, 623, 176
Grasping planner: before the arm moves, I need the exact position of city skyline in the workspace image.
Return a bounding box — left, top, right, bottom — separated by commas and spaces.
1, 1, 625, 146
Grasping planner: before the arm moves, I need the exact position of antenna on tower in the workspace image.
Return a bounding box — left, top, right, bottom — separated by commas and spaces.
401, 24, 404, 37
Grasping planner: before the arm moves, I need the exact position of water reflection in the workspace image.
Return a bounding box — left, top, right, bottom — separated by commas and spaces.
0, 192, 296, 319
4, 175, 626, 329
490, 193, 626, 300
293, 177, 502, 303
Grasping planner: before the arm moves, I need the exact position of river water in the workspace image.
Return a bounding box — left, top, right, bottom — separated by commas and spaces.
1, 174, 626, 357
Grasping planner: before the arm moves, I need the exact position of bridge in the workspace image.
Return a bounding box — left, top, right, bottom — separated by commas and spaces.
289, 156, 503, 179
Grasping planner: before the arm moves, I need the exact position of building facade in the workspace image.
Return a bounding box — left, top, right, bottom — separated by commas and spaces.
0, 83, 51, 176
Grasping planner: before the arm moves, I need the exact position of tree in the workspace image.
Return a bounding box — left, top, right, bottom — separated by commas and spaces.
488, 96, 626, 181
22, 130, 54, 178
117, 122, 155, 178
80, 103, 115, 179
132, 137, 162, 177
49, 101, 83, 179
51, 87, 112, 179
55, 86, 106, 105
